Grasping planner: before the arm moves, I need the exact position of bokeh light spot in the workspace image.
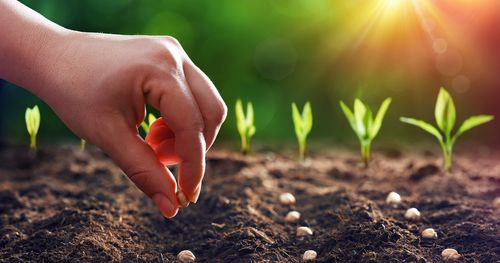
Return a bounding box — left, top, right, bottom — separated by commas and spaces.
435, 50, 463, 76
432, 38, 448, 54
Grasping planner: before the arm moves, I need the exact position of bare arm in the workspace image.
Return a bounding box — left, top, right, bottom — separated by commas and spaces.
0, 0, 227, 218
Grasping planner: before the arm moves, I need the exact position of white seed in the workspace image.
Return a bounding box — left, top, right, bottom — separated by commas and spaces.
386, 192, 401, 204
296, 226, 313, 236
279, 193, 296, 205
285, 211, 301, 222
494, 197, 500, 208
177, 191, 189, 208
421, 228, 437, 239
177, 250, 196, 262
302, 250, 317, 260
441, 248, 461, 261
404, 208, 421, 221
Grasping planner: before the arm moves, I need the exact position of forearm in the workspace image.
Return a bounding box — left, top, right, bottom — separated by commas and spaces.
0, 0, 70, 96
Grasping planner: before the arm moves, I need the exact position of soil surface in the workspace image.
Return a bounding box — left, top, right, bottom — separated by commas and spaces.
0, 144, 499, 262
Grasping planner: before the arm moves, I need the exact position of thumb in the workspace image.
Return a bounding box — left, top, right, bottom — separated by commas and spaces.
99, 128, 179, 218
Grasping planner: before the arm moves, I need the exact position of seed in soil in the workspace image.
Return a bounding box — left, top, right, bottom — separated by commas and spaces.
296, 226, 313, 236
421, 228, 437, 239
494, 197, 500, 208
285, 211, 301, 222
404, 208, 421, 220
279, 193, 296, 205
385, 191, 401, 204
441, 248, 461, 261
177, 191, 189, 208
177, 250, 196, 262
302, 250, 317, 260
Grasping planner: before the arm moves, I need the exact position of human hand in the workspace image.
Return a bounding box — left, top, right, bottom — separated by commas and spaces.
36, 32, 227, 218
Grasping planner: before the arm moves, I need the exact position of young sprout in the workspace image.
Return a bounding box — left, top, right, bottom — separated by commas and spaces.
25, 105, 41, 150
291, 102, 313, 161
140, 113, 158, 134
80, 139, 86, 151
401, 88, 494, 172
235, 99, 255, 155
340, 98, 392, 167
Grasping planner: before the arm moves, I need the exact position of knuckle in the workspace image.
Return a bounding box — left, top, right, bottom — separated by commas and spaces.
207, 101, 228, 125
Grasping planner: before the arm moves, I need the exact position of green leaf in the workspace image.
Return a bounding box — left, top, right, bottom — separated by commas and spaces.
25, 105, 40, 136
354, 99, 367, 137
400, 117, 443, 142
140, 121, 149, 133
246, 102, 254, 129
435, 88, 456, 136
370, 98, 391, 139
148, 113, 157, 126
235, 99, 245, 136
340, 101, 357, 134
362, 107, 373, 138
453, 115, 494, 142
302, 101, 313, 135
291, 102, 303, 138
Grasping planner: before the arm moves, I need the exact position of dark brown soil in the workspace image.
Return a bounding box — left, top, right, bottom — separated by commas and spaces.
0, 144, 499, 262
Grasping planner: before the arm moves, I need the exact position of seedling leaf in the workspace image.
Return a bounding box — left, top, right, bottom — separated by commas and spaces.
354, 99, 367, 137
291, 102, 313, 160
453, 115, 494, 142
401, 87, 493, 172
400, 117, 443, 142
235, 99, 256, 154
370, 98, 392, 138
435, 88, 456, 136
25, 105, 41, 150
340, 101, 357, 134
340, 98, 391, 166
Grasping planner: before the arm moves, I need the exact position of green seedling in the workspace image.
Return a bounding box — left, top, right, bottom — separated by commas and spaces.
140, 113, 157, 134
340, 97, 392, 167
291, 102, 313, 161
236, 99, 255, 155
401, 88, 494, 172
80, 139, 86, 151
25, 105, 41, 150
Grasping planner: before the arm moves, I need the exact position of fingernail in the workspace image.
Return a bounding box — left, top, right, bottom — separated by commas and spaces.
152, 193, 178, 218
176, 190, 190, 208
190, 184, 202, 203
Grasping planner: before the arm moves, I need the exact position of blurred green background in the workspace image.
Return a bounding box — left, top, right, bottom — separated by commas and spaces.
1, 0, 499, 150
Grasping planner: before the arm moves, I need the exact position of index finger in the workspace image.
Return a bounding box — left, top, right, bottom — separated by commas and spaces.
144, 76, 206, 203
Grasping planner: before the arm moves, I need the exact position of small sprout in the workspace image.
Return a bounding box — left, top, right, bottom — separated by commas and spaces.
177, 191, 189, 208
404, 208, 421, 221
279, 193, 296, 205
401, 88, 494, 172
296, 226, 313, 236
421, 228, 437, 239
25, 105, 41, 150
340, 98, 392, 167
385, 192, 401, 205
441, 248, 461, 261
235, 99, 256, 155
140, 113, 158, 134
302, 250, 317, 261
291, 102, 313, 161
80, 139, 86, 151
177, 250, 196, 262
285, 211, 301, 222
